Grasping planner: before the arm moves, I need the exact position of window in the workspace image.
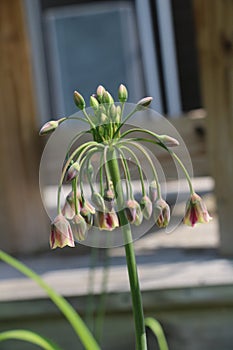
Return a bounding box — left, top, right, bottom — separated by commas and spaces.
25, 0, 202, 122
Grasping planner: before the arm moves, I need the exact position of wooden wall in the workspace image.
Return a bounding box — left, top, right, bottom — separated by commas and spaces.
193, 0, 233, 255
0, 0, 48, 254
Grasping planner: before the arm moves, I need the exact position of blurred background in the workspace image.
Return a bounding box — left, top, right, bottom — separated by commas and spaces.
0, 0, 232, 349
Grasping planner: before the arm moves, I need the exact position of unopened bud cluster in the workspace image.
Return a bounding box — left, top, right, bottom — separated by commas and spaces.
40, 84, 212, 249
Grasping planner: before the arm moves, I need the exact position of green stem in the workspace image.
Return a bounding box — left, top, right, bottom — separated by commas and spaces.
57, 142, 102, 213
119, 140, 161, 199
113, 107, 137, 137
65, 130, 90, 159
145, 318, 169, 350
94, 247, 110, 344
120, 136, 194, 195
117, 148, 133, 200
99, 153, 104, 196
83, 109, 96, 129
0, 250, 101, 350
169, 151, 194, 194
72, 178, 79, 215
85, 246, 98, 332
119, 145, 146, 196
107, 148, 147, 350
120, 102, 125, 120
61, 116, 89, 124
119, 128, 161, 142
0, 329, 62, 350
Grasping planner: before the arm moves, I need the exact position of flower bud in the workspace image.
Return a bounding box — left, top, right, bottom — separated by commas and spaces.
116, 105, 121, 115
104, 188, 114, 201
97, 210, 119, 231
104, 188, 115, 210
39, 117, 66, 136
149, 181, 157, 203
115, 113, 121, 124
50, 214, 75, 249
66, 162, 80, 182
118, 84, 128, 103
80, 200, 95, 226
96, 85, 105, 102
74, 90, 85, 110
39, 120, 58, 135
62, 191, 81, 220
153, 198, 170, 228
136, 97, 153, 110
62, 198, 75, 220
140, 195, 152, 220
103, 91, 114, 105
183, 193, 212, 227
91, 192, 106, 212
125, 199, 143, 226
90, 95, 99, 111
100, 113, 108, 124
99, 104, 107, 114
72, 214, 87, 241
159, 135, 179, 147
110, 104, 117, 120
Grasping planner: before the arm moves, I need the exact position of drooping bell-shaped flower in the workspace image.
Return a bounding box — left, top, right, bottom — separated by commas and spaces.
66, 162, 80, 182
153, 198, 170, 228
149, 181, 157, 203
80, 200, 95, 226
50, 214, 75, 249
62, 191, 80, 220
183, 193, 212, 227
97, 210, 119, 231
125, 199, 143, 226
104, 188, 115, 211
91, 191, 106, 212
72, 214, 88, 241
140, 195, 153, 220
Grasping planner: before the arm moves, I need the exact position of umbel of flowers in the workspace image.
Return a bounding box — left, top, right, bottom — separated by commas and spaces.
40, 84, 212, 350
40, 84, 211, 249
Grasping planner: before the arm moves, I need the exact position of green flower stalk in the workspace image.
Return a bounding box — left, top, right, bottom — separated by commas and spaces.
39, 84, 212, 349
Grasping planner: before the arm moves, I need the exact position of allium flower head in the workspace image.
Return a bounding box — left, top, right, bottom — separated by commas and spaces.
183, 193, 212, 227
50, 214, 75, 249
40, 83, 212, 248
